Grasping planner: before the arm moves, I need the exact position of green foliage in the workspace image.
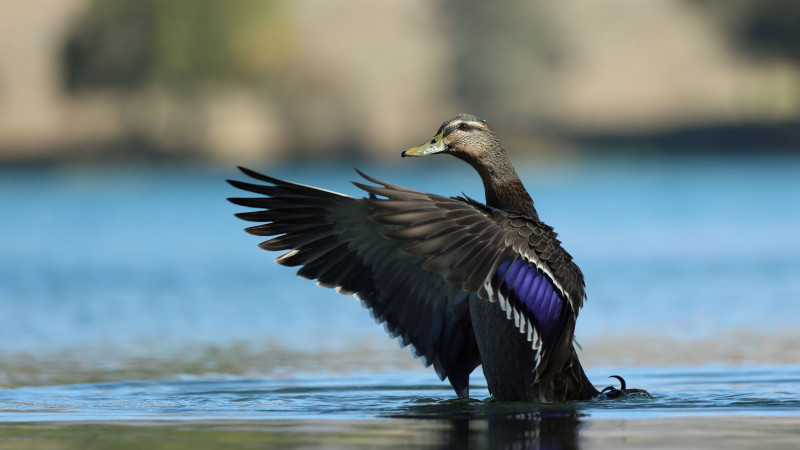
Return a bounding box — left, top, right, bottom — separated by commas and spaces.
692, 0, 800, 62
63, 1, 156, 90
437, 1, 563, 132
63, 0, 292, 90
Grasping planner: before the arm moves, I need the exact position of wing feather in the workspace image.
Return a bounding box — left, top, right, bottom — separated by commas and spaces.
230, 167, 586, 384
354, 173, 587, 377
228, 168, 481, 397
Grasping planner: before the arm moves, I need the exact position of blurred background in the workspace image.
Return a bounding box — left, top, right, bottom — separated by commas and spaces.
1, 0, 799, 388
3, 0, 800, 164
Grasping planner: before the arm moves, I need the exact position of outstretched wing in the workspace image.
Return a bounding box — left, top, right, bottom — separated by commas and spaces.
228, 167, 481, 396
355, 171, 586, 376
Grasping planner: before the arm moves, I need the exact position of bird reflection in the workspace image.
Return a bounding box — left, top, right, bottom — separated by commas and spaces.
392, 401, 584, 449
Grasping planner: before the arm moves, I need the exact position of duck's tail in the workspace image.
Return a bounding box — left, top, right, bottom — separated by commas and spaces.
541, 346, 600, 402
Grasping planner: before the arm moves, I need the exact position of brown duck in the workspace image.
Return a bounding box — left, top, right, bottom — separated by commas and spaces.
229, 114, 627, 402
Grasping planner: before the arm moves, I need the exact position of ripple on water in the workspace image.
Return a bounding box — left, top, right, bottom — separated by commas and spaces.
1, 365, 800, 422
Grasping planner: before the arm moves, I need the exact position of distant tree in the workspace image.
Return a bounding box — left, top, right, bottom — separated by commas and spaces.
437, 1, 563, 135
63, 0, 292, 90
63, 1, 156, 90
691, 0, 800, 62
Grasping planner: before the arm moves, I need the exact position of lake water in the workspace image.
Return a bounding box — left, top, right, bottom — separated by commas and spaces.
1, 155, 799, 448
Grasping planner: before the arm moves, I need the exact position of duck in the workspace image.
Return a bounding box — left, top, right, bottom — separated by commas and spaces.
228, 113, 627, 402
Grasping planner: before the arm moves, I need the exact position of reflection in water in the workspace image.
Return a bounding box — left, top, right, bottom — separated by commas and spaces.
3, 367, 800, 448
392, 401, 584, 449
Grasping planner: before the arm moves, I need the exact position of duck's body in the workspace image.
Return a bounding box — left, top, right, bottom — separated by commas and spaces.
229, 114, 601, 402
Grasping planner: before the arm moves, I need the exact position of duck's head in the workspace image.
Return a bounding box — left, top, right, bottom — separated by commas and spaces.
402, 113, 534, 215
402, 113, 501, 162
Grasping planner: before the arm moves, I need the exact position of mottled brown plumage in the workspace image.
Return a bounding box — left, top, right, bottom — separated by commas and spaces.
229, 114, 606, 402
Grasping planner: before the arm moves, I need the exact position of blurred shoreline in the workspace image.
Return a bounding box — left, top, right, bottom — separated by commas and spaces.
2, 0, 800, 166
2, 331, 798, 388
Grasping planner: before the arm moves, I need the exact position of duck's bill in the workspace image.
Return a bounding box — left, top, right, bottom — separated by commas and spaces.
402, 132, 446, 157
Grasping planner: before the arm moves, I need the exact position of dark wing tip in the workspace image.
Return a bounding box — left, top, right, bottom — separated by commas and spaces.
354, 168, 385, 186
237, 165, 258, 177
226, 178, 273, 196
353, 168, 427, 196
237, 166, 283, 185
229, 197, 264, 208
351, 181, 383, 198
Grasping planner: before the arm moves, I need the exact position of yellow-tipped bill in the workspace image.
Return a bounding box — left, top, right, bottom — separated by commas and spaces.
402, 131, 446, 157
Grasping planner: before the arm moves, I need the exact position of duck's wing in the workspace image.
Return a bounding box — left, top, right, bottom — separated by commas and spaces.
354, 171, 586, 378
228, 167, 480, 397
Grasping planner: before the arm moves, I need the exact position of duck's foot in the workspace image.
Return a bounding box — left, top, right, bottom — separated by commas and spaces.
597, 375, 651, 400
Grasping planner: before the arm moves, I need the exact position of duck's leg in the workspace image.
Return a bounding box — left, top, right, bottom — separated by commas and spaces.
469, 295, 539, 402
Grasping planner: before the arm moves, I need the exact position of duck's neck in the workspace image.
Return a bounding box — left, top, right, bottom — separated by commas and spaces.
485, 176, 538, 220
456, 149, 538, 219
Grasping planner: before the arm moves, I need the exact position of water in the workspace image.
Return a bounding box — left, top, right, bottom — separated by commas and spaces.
1, 367, 799, 447
3, 366, 800, 422
1, 155, 799, 447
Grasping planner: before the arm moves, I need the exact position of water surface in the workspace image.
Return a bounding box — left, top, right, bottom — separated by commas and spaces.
1, 155, 799, 447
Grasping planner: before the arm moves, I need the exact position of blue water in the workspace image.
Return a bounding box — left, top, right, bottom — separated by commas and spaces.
1, 155, 800, 443
2, 365, 800, 422
3, 157, 799, 350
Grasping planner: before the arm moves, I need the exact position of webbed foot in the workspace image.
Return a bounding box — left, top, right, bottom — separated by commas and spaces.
598, 375, 650, 399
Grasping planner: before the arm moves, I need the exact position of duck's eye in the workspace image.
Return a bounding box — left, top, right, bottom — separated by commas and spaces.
458, 123, 468, 131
